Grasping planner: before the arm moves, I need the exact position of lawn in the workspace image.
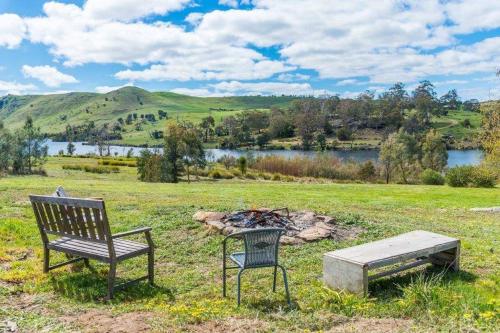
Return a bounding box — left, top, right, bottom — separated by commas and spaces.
0, 157, 498, 332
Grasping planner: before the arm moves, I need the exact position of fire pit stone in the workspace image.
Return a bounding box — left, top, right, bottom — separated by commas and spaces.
193, 208, 362, 244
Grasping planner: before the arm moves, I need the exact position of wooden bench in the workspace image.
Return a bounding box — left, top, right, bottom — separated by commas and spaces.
323, 230, 460, 295
29, 194, 155, 300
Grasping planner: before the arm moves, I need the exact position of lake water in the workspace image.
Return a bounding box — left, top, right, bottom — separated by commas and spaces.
45, 140, 483, 167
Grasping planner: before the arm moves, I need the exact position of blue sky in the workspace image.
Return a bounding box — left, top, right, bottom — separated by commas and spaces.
0, 0, 499, 100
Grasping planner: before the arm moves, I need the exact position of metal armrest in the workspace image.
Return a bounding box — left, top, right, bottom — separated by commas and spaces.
112, 227, 152, 239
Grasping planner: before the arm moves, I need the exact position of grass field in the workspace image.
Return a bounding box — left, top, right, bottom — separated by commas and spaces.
0, 157, 499, 332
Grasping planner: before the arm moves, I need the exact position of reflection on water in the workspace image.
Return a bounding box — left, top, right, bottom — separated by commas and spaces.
45, 140, 483, 167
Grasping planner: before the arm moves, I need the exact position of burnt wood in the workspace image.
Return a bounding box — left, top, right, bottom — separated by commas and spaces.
29, 194, 155, 300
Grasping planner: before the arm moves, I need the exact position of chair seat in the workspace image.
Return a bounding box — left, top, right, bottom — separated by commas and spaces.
48, 237, 150, 262
230, 252, 246, 268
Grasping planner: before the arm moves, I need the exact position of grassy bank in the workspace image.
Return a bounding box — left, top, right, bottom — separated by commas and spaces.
0, 157, 498, 332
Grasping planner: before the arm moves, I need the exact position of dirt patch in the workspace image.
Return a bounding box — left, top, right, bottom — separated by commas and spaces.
61, 309, 154, 333
184, 317, 270, 333
326, 317, 414, 333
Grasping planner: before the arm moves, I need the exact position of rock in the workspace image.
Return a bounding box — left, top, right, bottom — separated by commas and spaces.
280, 236, 304, 245
222, 226, 238, 236
297, 224, 332, 241
206, 220, 226, 231
470, 207, 500, 213
193, 211, 226, 222
316, 215, 335, 224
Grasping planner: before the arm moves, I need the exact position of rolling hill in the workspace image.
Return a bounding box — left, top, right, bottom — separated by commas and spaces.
0, 87, 296, 144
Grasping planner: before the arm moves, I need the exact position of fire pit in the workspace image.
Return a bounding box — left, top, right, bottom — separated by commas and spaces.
193, 208, 363, 245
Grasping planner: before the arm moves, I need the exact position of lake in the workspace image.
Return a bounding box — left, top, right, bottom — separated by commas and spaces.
45, 140, 484, 167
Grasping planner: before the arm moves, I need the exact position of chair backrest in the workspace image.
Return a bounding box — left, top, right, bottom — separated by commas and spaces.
241, 228, 285, 268
29, 195, 112, 244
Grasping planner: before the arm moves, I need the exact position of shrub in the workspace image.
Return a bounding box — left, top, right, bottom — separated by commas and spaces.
272, 173, 281, 181
245, 172, 257, 180
209, 169, 234, 179
421, 169, 445, 185
83, 165, 119, 174
209, 170, 222, 179
62, 164, 83, 171
237, 156, 247, 175
231, 168, 242, 177
358, 161, 376, 181
471, 167, 496, 188
336, 127, 352, 141
446, 166, 474, 187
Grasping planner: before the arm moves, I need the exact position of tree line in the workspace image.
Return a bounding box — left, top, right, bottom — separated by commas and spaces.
196, 81, 480, 150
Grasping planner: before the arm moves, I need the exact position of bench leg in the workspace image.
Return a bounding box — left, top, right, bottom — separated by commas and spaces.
429, 244, 460, 272
107, 262, 117, 300
148, 249, 154, 285
323, 255, 368, 296
43, 247, 50, 273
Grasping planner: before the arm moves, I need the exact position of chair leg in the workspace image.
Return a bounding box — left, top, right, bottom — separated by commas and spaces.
237, 269, 244, 306
107, 261, 117, 300
279, 265, 291, 305
83, 258, 91, 268
43, 247, 50, 273
273, 265, 278, 292
222, 266, 227, 297
148, 249, 154, 285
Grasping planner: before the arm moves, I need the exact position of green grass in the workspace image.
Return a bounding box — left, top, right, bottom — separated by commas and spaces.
0, 157, 498, 331
431, 110, 482, 141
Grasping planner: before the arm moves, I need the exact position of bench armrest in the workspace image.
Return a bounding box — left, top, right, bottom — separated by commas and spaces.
112, 227, 152, 239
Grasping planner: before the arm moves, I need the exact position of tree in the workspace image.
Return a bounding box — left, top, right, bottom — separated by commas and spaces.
316, 132, 327, 151
182, 127, 205, 182
293, 99, 322, 150
256, 132, 270, 149
67, 142, 75, 156
243, 110, 269, 133
162, 123, 186, 183
18, 117, 47, 174
439, 89, 461, 113
379, 130, 419, 184
268, 108, 294, 138
421, 129, 448, 172
412, 80, 440, 124
200, 115, 215, 142
379, 133, 398, 184
0, 124, 12, 174
463, 99, 480, 112
480, 101, 500, 175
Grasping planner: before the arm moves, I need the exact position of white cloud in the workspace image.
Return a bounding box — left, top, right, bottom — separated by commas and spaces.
95, 82, 134, 93
211, 81, 314, 95
0, 81, 37, 95
218, 0, 239, 8
336, 79, 360, 86
22, 65, 78, 87
4, 0, 500, 90
83, 0, 191, 22
170, 88, 223, 97
277, 73, 310, 82
0, 14, 26, 49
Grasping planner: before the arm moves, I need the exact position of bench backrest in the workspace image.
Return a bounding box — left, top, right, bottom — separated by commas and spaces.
29, 195, 112, 244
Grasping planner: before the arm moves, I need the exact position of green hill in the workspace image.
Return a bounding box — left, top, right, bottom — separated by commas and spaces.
0, 87, 296, 144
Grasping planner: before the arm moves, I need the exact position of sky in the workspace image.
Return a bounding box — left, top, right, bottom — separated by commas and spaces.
0, 0, 499, 100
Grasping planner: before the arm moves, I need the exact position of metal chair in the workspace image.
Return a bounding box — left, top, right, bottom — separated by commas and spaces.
222, 228, 291, 306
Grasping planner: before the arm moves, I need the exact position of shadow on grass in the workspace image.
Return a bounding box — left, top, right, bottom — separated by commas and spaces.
49, 270, 176, 303
368, 265, 477, 300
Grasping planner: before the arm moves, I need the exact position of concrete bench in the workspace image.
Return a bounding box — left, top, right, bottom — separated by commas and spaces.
323, 230, 460, 295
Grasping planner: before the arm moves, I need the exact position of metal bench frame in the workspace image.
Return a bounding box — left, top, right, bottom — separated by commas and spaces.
29, 194, 154, 300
